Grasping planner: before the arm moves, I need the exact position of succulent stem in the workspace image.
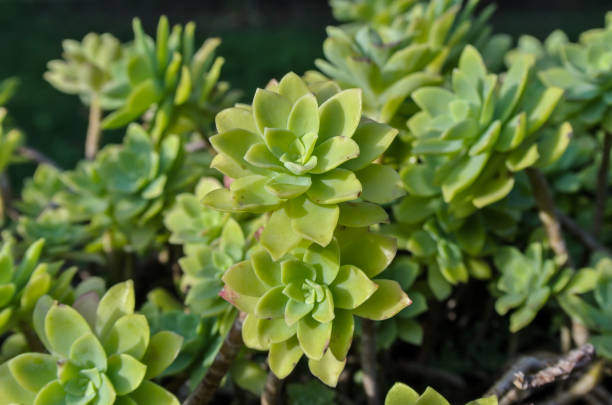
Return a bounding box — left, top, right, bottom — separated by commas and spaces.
18, 321, 45, 353
18, 146, 60, 169
85, 96, 101, 160
593, 132, 611, 239
526, 168, 571, 267
184, 314, 244, 405
261, 369, 282, 405
360, 319, 381, 405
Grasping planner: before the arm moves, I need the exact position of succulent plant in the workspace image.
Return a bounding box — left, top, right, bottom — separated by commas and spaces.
384, 382, 497, 405
494, 243, 571, 333
0, 281, 183, 405
0, 238, 76, 335
96, 123, 190, 252
221, 227, 409, 386
318, 0, 510, 126
101, 16, 240, 140
376, 256, 427, 348
44, 32, 128, 109
559, 258, 612, 359
0, 108, 23, 225
505, 30, 568, 72
0, 77, 19, 107
407, 45, 570, 215
204, 71, 403, 259
539, 13, 612, 133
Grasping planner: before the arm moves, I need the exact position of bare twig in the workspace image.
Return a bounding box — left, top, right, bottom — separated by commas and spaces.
399, 362, 467, 390
486, 356, 546, 400
514, 344, 595, 390
557, 211, 612, 257
183, 314, 244, 405
526, 168, 572, 267
593, 132, 611, 239
0, 173, 17, 221
489, 344, 596, 405
85, 96, 101, 160
538, 360, 604, 405
18, 146, 60, 169
360, 319, 381, 405
261, 370, 283, 405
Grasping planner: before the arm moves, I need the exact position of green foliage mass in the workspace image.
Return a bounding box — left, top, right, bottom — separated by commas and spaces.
0, 3, 611, 405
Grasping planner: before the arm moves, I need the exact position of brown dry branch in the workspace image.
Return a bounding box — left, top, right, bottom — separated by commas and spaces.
538, 360, 604, 405
184, 313, 245, 405
361, 319, 381, 405
261, 370, 283, 405
18, 146, 60, 169
489, 344, 596, 405
557, 211, 612, 257
85, 96, 101, 160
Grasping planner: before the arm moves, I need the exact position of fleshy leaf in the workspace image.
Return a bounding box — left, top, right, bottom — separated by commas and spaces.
353, 280, 410, 320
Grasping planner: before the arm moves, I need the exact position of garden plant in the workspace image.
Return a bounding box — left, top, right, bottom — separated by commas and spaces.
1, 1, 612, 404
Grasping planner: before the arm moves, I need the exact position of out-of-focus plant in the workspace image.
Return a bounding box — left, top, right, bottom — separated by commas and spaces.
0, 281, 183, 405
101, 17, 241, 142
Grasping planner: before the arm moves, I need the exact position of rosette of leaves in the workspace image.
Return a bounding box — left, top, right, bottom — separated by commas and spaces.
0, 238, 76, 335
163, 177, 226, 246
407, 45, 571, 215
539, 14, 612, 133
221, 227, 410, 386
44, 32, 128, 109
96, 123, 185, 252
0, 281, 183, 405
102, 16, 240, 140
559, 258, 612, 359
385, 382, 497, 405
505, 30, 568, 71
376, 256, 427, 348
204, 71, 403, 259
493, 243, 571, 333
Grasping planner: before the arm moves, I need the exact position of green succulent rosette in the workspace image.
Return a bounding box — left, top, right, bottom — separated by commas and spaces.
539, 13, 612, 133
221, 227, 410, 386
406, 45, 571, 215
0, 281, 183, 405
505, 30, 568, 72
204, 71, 403, 259
44, 32, 128, 109
493, 243, 571, 333
559, 258, 612, 359
102, 16, 240, 140
385, 382, 497, 405
0, 108, 23, 225
0, 239, 76, 335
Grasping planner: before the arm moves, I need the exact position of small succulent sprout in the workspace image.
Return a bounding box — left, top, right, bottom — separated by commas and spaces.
376, 256, 427, 348
0, 77, 19, 107
0, 108, 22, 176
408, 45, 571, 214
559, 258, 612, 359
0, 238, 76, 335
164, 177, 226, 245
204, 71, 402, 259
385, 382, 498, 405
494, 243, 570, 333
221, 227, 409, 386
102, 16, 240, 139
0, 281, 183, 405
141, 289, 214, 377
540, 14, 612, 132
97, 123, 183, 251
44, 32, 128, 109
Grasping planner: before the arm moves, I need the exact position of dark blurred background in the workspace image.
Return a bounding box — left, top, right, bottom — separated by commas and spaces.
0, 0, 609, 169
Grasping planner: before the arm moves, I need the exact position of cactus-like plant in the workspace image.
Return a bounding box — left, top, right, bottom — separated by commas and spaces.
204, 71, 403, 259
0, 281, 183, 405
